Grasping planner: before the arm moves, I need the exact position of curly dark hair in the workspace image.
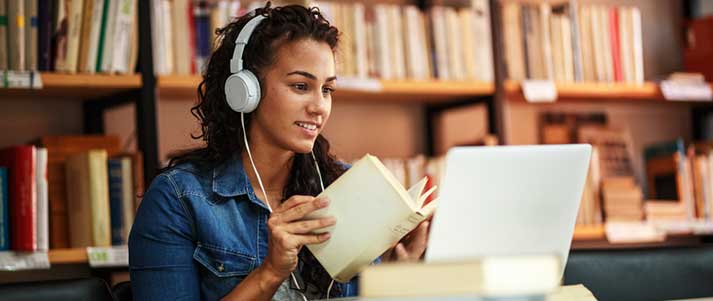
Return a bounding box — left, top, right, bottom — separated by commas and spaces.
163, 3, 347, 298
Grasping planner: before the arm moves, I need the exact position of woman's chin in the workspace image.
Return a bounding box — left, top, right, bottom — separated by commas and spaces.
290, 140, 316, 154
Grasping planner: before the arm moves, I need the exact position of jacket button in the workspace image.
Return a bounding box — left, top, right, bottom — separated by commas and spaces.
217, 263, 225, 272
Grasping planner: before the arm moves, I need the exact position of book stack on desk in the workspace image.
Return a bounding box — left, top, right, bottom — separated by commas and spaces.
352, 255, 597, 301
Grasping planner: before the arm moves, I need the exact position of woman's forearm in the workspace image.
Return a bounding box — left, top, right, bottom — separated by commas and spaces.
221, 264, 286, 301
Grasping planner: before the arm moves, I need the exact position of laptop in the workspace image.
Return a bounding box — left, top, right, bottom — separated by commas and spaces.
425, 144, 592, 278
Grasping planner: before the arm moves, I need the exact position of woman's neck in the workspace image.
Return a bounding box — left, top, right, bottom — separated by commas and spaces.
240, 132, 294, 210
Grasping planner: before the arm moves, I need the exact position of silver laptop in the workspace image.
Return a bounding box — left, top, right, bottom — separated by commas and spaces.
425, 144, 592, 278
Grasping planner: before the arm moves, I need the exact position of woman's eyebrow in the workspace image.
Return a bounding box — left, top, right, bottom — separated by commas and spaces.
286, 70, 337, 82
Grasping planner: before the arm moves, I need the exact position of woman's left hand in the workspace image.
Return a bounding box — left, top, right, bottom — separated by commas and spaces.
381, 220, 430, 262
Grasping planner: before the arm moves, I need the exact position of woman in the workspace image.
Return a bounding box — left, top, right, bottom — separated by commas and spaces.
129, 4, 429, 301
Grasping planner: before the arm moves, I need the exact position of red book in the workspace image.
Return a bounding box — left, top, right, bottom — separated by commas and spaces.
188, 2, 197, 75
609, 7, 623, 82
0, 146, 37, 251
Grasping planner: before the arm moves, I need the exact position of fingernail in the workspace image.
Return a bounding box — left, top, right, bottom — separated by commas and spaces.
317, 198, 329, 207
322, 233, 331, 239
327, 217, 337, 224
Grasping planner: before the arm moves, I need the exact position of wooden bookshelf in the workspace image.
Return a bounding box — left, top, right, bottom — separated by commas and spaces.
1, 73, 142, 99
573, 224, 606, 241
48, 248, 88, 264
157, 75, 494, 103
504, 80, 713, 103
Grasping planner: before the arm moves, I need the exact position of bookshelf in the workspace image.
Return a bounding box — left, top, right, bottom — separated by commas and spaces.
158, 75, 495, 103
503, 80, 713, 103
48, 248, 89, 265
0, 73, 142, 99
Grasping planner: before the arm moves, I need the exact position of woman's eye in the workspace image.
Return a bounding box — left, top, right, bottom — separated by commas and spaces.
322, 87, 335, 95
293, 83, 308, 91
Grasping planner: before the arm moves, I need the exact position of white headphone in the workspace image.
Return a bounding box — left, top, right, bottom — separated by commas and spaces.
225, 14, 266, 113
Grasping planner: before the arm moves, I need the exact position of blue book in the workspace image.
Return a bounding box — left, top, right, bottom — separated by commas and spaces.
107, 159, 126, 245
194, 1, 211, 74
0, 167, 9, 250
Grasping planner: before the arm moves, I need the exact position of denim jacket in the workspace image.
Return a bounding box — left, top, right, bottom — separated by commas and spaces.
128, 155, 360, 300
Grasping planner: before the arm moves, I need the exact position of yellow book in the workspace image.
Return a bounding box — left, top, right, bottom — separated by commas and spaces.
65, 149, 111, 247
305, 154, 438, 282
359, 256, 562, 298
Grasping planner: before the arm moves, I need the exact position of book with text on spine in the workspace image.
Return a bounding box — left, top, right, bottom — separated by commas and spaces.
305, 154, 438, 282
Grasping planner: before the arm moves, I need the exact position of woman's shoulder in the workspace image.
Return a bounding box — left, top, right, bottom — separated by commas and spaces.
149, 162, 213, 198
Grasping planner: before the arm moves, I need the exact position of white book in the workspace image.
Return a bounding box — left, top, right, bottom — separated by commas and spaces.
100, 0, 118, 73
431, 7, 449, 80
119, 157, 135, 242
539, 3, 554, 81
472, 0, 494, 82
458, 9, 476, 81
599, 5, 614, 82
110, 0, 135, 74
353, 3, 367, 79
35, 148, 48, 251
172, 0, 191, 75
83, 0, 105, 73
578, 5, 595, 82
561, 16, 575, 82
161, 0, 174, 74
149, 0, 163, 74
403, 6, 421, 80
390, 5, 406, 80
444, 7, 464, 81
305, 154, 438, 282
374, 5, 391, 79
630, 6, 644, 83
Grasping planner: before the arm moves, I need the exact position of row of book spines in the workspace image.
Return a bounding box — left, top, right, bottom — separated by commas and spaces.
152, 0, 494, 82
0, 145, 138, 251
503, 2, 644, 84
0, 0, 138, 74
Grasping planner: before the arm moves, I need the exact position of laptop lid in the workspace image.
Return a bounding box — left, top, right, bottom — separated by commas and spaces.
425, 144, 592, 278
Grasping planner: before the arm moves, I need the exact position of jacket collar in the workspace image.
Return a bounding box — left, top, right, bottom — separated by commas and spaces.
211, 154, 269, 210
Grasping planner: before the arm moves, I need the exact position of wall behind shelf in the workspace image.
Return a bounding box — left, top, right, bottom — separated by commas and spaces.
0, 99, 83, 148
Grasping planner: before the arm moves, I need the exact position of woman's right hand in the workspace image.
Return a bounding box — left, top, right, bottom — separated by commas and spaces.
262, 195, 335, 280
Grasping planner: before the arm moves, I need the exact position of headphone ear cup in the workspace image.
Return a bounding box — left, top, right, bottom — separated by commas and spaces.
224, 70, 261, 113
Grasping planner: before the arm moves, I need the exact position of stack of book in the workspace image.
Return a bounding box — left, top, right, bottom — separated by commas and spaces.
0, 0, 139, 74
602, 177, 644, 222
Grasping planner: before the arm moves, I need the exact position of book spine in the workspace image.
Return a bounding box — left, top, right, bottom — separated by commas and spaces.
110, 0, 134, 73
0, 0, 7, 71
2, 146, 37, 251
108, 159, 125, 245
9, 0, 27, 71
95, 0, 110, 72
193, 0, 210, 75
36, 148, 49, 251
609, 7, 622, 82
89, 150, 111, 247
37, 0, 52, 70
26, 0, 38, 70
187, 0, 197, 74
0, 168, 9, 250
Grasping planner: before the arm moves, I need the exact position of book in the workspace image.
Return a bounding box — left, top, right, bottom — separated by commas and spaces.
8, 0, 26, 71
0, 146, 37, 251
26, 0, 38, 70
37, 0, 53, 70
0, 168, 8, 251
36, 147, 49, 251
359, 256, 560, 298
305, 154, 438, 282
0, 0, 7, 71
108, 156, 134, 245
65, 149, 111, 247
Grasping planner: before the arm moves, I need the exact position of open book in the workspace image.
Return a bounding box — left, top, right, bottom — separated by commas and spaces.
305, 154, 438, 282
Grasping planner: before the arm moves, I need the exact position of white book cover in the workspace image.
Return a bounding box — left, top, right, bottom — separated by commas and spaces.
149, 0, 163, 74
100, 0, 118, 73
353, 3, 367, 79
444, 7, 464, 81
472, 0, 494, 82
630, 6, 644, 83
35, 148, 48, 251
403, 6, 420, 79
458, 9, 476, 81
374, 5, 391, 79
591, 5, 606, 82
599, 6, 614, 82
83, 0, 105, 73
561, 16, 575, 82
161, 0, 174, 74
110, 0, 135, 74
390, 5, 406, 80
503, 2, 525, 80
578, 5, 595, 82
305, 155, 438, 282
431, 7, 449, 80
539, 3, 554, 81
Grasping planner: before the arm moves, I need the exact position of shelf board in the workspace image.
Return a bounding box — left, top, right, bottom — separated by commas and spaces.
504, 80, 713, 103
158, 75, 494, 103
2, 73, 142, 99
573, 224, 606, 241
48, 248, 88, 264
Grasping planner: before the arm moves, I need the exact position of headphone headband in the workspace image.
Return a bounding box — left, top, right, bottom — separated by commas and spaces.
230, 14, 267, 73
